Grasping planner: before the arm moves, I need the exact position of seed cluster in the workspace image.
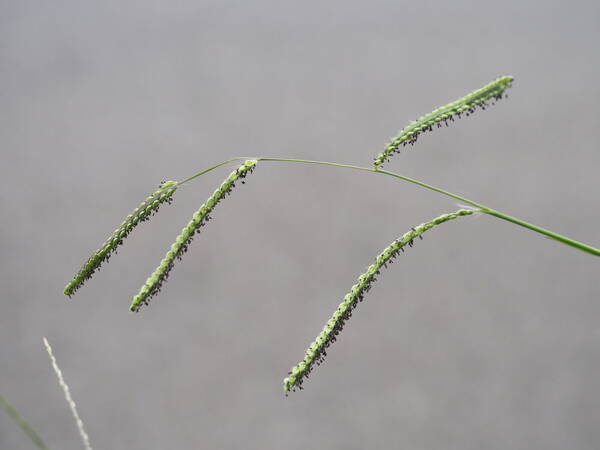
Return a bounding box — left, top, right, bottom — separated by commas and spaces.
129, 160, 258, 312
283, 208, 475, 393
64, 181, 178, 297
373, 76, 513, 168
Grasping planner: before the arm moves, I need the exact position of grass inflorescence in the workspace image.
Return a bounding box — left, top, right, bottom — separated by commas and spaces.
129, 160, 257, 312
373, 76, 513, 168
63, 75, 599, 395
64, 181, 178, 297
283, 209, 475, 393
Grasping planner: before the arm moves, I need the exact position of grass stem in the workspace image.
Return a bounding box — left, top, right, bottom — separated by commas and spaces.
0, 395, 50, 450
178, 157, 599, 257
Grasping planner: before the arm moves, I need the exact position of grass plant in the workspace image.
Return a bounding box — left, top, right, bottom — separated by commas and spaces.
64, 75, 599, 393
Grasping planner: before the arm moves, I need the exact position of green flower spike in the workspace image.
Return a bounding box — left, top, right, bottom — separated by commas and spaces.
373, 76, 513, 168
284, 208, 475, 393
129, 160, 258, 312
64, 181, 178, 297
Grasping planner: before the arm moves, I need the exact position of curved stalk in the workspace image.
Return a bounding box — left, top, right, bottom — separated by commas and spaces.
177, 157, 599, 257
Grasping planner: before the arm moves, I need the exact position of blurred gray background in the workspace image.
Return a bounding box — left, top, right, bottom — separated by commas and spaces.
1, 1, 599, 449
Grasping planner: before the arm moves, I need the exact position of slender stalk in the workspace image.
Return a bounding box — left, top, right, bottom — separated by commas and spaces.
177, 157, 599, 257
178, 157, 243, 184
43, 337, 93, 450
0, 395, 50, 450
482, 209, 598, 255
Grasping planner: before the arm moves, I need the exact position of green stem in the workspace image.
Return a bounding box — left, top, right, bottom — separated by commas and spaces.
482, 209, 598, 255
178, 157, 600, 257
178, 158, 243, 184
0, 395, 50, 450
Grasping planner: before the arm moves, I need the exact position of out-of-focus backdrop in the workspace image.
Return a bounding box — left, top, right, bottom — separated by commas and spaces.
1, 1, 599, 449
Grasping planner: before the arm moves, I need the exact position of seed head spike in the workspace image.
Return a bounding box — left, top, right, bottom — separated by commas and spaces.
129, 160, 258, 312
64, 181, 178, 297
283, 208, 475, 393
373, 76, 513, 168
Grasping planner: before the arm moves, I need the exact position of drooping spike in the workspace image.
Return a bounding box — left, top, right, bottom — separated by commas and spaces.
129, 160, 258, 312
283, 208, 476, 393
64, 181, 178, 297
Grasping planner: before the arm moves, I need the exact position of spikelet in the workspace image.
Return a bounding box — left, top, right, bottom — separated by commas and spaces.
64, 181, 178, 297
373, 76, 513, 168
129, 160, 258, 312
283, 208, 475, 393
